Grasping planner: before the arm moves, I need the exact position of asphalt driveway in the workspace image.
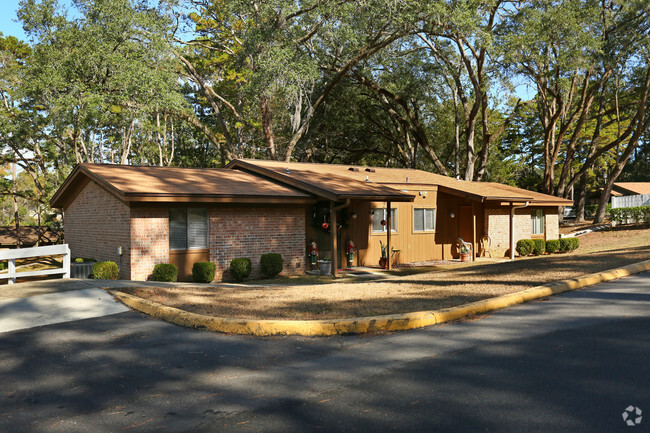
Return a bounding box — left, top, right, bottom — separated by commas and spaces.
0, 272, 648, 432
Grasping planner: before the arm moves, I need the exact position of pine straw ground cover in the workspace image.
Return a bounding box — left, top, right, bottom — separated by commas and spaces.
116, 223, 650, 320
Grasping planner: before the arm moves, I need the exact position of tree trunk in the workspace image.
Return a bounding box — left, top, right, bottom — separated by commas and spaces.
260, 94, 277, 159
11, 162, 20, 248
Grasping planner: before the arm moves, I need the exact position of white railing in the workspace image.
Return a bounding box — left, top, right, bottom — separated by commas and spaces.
611, 194, 650, 209
0, 244, 70, 284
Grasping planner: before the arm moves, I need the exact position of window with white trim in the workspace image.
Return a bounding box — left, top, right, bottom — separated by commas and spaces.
414, 208, 436, 231
372, 208, 397, 232
170, 208, 208, 250
531, 209, 544, 235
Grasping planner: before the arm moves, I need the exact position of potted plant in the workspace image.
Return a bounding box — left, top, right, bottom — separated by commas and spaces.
379, 241, 389, 269
459, 239, 472, 262
379, 241, 399, 269
317, 257, 331, 275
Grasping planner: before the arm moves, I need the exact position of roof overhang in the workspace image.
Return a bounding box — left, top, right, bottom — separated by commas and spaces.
228, 159, 415, 203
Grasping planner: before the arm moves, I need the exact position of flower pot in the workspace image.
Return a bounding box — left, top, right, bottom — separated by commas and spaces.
317, 260, 332, 276
379, 257, 388, 269
460, 253, 472, 262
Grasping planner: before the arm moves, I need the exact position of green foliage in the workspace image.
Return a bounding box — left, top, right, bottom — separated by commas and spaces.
610, 206, 650, 224
532, 239, 546, 256
92, 261, 119, 279
74, 257, 96, 263
0, 261, 5, 271
570, 237, 580, 252
229, 258, 252, 282
151, 263, 178, 282
516, 239, 533, 257
545, 239, 560, 254
559, 238, 572, 253
192, 262, 216, 283
260, 253, 283, 278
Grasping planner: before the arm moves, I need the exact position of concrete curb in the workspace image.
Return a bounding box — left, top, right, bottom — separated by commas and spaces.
111, 260, 650, 337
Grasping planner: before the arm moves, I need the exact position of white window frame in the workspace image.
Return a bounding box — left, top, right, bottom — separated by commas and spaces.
372, 208, 397, 233
531, 209, 544, 235
169, 208, 209, 251
413, 207, 436, 232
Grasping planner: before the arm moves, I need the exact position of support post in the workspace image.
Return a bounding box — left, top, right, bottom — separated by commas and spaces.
472, 205, 477, 261
330, 201, 338, 277
62, 244, 71, 279
8, 259, 16, 284
387, 201, 392, 270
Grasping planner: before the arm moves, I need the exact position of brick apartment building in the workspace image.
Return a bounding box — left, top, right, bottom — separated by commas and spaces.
51, 160, 571, 281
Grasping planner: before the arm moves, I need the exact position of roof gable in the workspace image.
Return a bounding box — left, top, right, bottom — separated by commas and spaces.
613, 182, 650, 196
51, 163, 313, 208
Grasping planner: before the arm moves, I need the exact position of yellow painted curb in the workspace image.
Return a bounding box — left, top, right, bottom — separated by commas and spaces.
112, 259, 650, 337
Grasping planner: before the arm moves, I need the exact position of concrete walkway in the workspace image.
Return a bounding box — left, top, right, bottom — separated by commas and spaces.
0, 288, 129, 334
0, 278, 230, 335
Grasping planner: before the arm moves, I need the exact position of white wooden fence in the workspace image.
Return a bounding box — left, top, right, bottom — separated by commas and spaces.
611, 194, 650, 209
0, 244, 70, 284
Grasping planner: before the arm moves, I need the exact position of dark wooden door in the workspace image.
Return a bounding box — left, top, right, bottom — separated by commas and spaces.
458, 205, 474, 256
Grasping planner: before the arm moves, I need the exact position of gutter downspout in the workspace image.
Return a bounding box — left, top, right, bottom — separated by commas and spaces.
330, 199, 351, 277
510, 201, 530, 260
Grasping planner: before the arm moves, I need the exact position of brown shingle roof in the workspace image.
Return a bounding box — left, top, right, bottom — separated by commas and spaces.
228, 159, 571, 205
51, 163, 314, 208
613, 182, 650, 196
227, 160, 415, 202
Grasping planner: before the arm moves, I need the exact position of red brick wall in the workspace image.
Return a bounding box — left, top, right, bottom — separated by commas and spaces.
64, 181, 131, 279
66, 186, 307, 281
130, 207, 169, 280
209, 206, 306, 280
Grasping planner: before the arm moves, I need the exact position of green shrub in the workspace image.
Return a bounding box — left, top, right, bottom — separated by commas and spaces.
229, 258, 252, 282
0, 261, 5, 271
532, 239, 546, 256
545, 239, 560, 254
569, 237, 580, 251
92, 261, 119, 279
610, 205, 650, 224
260, 252, 283, 277
74, 257, 96, 263
516, 239, 532, 257
151, 263, 178, 282
559, 238, 572, 253
192, 261, 216, 283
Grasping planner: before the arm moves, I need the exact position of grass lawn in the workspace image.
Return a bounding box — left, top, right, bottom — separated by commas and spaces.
116, 223, 650, 320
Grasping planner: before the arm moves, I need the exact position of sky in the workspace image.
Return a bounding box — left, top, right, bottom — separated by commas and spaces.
1, 0, 28, 41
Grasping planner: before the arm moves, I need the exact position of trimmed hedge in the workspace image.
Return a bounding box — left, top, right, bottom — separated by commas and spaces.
516, 239, 534, 256
192, 261, 216, 283
92, 261, 119, 279
260, 253, 283, 278
517, 238, 579, 257
559, 238, 571, 253
532, 239, 546, 256
545, 239, 560, 254
230, 258, 252, 282
152, 263, 178, 282
610, 205, 650, 225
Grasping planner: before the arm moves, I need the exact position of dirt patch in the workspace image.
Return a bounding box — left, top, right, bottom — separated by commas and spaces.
117, 224, 650, 320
